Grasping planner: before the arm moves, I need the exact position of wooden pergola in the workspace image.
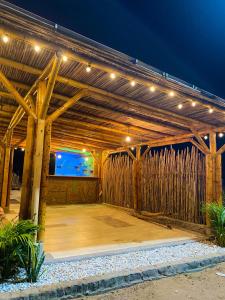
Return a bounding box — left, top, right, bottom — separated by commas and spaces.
0, 1, 225, 239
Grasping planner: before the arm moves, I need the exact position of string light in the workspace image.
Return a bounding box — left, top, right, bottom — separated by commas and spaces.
0, 31, 218, 118
14, 147, 17, 150
21, 148, 25, 151
204, 135, 208, 140
82, 148, 86, 152
62, 55, 68, 62
219, 133, 224, 138
150, 86, 156, 92
85, 157, 89, 161
125, 136, 131, 142
169, 91, 175, 97
34, 45, 41, 53
131, 147, 134, 150
208, 108, 214, 114
57, 154, 62, 159
2, 34, 9, 43
86, 65, 91, 73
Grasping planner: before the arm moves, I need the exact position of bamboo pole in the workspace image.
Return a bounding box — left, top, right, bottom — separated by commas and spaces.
30, 119, 45, 225
6, 148, 14, 211
39, 54, 61, 119
0, 130, 12, 209
46, 90, 86, 122
19, 116, 35, 219
38, 122, 52, 242
0, 145, 5, 201
0, 70, 36, 119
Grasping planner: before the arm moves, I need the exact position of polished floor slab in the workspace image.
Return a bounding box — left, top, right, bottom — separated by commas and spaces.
7, 197, 200, 255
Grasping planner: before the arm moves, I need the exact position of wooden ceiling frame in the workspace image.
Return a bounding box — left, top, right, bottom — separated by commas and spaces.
0, 25, 224, 113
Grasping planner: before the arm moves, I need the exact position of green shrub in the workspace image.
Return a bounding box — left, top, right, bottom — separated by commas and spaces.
203, 203, 225, 247
17, 242, 45, 282
0, 219, 44, 282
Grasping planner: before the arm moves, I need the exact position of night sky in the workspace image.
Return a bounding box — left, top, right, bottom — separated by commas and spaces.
9, 0, 225, 99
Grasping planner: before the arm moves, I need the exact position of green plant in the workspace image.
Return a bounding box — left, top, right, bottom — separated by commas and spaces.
17, 242, 45, 282
203, 203, 225, 247
0, 219, 39, 281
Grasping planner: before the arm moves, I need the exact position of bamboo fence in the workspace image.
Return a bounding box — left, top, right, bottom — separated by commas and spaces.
103, 155, 134, 208
141, 147, 205, 223
103, 147, 206, 224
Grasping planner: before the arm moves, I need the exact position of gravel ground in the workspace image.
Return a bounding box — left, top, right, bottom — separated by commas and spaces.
0, 242, 225, 293
81, 262, 225, 300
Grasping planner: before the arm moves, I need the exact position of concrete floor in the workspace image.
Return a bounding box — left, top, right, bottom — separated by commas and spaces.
7, 192, 200, 256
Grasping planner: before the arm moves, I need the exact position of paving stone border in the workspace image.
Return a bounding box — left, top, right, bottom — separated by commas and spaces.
1, 253, 225, 300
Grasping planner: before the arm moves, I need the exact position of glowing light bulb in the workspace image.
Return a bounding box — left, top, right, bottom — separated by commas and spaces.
86, 65, 91, 73
219, 133, 224, 138
21, 148, 25, 151
2, 34, 9, 43
125, 136, 131, 142
204, 135, 208, 140
131, 147, 134, 151
209, 108, 213, 114
85, 157, 89, 161
150, 86, 156, 92
178, 104, 183, 109
191, 101, 196, 107
34, 45, 41, 53
110, 73, 116, 79
62, 55, 68, 62
169, 91, 175, 97
14, 147, 17, 150
57, 154, 62, 159
82, 148, 86, 153
130, 80, 136, 87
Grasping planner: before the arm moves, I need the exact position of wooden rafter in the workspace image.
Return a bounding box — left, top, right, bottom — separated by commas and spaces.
0, 27, 224, 113
0, 56, 214, 130
0, 70, 36, 120
39, 54, 62, 119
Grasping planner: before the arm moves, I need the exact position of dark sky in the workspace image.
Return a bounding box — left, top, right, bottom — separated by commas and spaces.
9, 0, 225, 98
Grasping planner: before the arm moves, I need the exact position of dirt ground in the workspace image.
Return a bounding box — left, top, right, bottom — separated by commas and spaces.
80, 262, 225, 300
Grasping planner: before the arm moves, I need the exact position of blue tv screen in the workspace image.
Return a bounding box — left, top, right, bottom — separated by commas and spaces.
55, 151, 94, 176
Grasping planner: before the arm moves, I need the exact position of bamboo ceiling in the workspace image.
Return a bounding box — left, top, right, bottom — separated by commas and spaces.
0, 1, 225, 152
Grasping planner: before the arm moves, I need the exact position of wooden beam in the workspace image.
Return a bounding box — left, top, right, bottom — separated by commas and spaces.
38, 122, 52, 241
0, 70, 36, 119
30, 119, 45, 226
39, 54, 61, 119
0, 30, 223, 113
46, 90, 87, 122
191, 129, 210, 153
19, 116, 35, 219
127, 149, 136, 161
189, 139, 210, 155
0, 56, 212, 129
217, 142, 225, 155
0, 130, 12, 209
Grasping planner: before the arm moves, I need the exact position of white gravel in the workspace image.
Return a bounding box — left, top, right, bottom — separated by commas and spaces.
1, 242, 225, 293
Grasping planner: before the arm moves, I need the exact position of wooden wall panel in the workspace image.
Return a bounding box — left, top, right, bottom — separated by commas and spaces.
46, 176, 99, 205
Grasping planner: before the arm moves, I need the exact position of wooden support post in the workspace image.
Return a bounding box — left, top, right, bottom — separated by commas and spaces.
205, 132, 222, 224
38, 122, 52, 242
133, 145, 141, 211
99, 151, 109, 202
30, 119, 45, 225
6, 148, 14, 211
1, 130, 12, 209
19, 116, 35, 219
0, 146, 5, 200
